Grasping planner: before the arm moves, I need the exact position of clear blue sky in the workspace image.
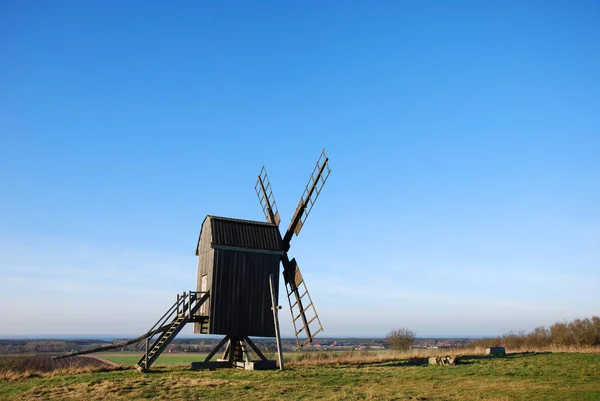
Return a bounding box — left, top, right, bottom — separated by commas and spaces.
1, 1, 599, 338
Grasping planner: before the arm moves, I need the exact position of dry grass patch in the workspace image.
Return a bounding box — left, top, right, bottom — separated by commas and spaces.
287, 348, 484, 367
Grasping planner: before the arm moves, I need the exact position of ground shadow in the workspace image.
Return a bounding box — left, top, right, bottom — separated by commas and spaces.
457, 351, 551, 365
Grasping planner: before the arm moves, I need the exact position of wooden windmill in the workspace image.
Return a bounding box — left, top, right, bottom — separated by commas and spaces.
55, 150, 330, 372
190, 150, 331, 370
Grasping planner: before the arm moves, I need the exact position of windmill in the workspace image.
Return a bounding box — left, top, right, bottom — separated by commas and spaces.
54, 150, 330, 372
190, 149, 331, 370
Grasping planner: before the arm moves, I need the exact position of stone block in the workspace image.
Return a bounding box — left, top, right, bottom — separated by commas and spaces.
485, 347, 506, 355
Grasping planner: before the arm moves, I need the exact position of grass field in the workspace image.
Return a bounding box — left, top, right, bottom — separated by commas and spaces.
1, 351, 599, 400
97, 352, 209, 366
94, 350, 369, 366
95, 351, 350, 366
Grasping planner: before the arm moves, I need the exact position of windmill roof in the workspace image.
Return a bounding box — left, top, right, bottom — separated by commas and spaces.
196, 215, 282, 254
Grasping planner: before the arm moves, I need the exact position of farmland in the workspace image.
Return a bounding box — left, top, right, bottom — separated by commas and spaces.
1, 351, 599, 400
98, 352, 208, 366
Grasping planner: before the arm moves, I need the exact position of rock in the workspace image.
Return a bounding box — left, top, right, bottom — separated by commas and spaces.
428, 356, 459, 365
485, 347, 506, 355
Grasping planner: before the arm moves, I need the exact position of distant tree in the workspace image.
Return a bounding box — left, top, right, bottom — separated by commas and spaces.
385, 328, 416, 351
569, 318, 599, 346
525, 326, 552, 348
502, 331, 526, 349
550, 322, 573, 346
592, 317, 600, 345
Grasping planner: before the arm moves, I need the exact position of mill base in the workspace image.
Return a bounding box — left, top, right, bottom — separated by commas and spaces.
190, 335, 278, 370
191, 359, 277, 371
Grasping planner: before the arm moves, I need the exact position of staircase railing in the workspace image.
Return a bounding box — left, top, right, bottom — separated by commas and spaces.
136, 291, 210, 371
140, 291, 201, 350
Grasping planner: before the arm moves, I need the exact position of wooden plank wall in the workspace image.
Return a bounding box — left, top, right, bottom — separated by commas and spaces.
210, 249, 280, 337
194, 219, 213, 334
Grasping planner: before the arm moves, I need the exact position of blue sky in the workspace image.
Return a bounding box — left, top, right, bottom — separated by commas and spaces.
1, 1, 599, 338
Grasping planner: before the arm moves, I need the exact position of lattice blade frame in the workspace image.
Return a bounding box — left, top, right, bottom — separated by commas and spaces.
255, 166, 281, 225
284, 258, 323, 348
292, 149, 331, 236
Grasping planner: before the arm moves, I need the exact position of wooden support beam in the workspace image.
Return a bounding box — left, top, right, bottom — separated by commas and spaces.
203, 336, 230, 363
244, 336, 268, 361
269, 274, 284, 370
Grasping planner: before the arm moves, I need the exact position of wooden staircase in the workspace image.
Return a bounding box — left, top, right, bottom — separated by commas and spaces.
136, 291, 209, 372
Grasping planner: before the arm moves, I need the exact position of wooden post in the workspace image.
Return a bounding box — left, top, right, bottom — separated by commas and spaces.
269, 274, 284, 370
188, 291, 192, 318
145, 337, 149, 370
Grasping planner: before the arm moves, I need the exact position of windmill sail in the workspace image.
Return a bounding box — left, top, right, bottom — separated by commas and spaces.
283, 258, 323, 347
255, 166, 281, 226
255, 150, 330, 348
283, 150, 330, 246
280, 150, 329, 347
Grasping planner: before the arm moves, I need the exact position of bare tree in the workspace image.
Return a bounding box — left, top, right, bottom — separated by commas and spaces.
385, 328, 416, 351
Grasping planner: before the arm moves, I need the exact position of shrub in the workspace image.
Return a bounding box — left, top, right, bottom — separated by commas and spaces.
502, 331, 526, 349
385, 328, 416, 351
525, 326, 552, 348
550, 322, 573, 346
464, 316, 600, 352
569, 318, 599, 346
470, 337, 501, 348
592, 317, 600, 345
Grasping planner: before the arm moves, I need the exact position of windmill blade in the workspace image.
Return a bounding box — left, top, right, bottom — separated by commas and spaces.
283, 149, 331, 247
255, 166, 281, 225
283, 257, 323, 348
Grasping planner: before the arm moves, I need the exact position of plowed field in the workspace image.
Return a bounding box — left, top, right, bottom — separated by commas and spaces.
0, 354, 118, 375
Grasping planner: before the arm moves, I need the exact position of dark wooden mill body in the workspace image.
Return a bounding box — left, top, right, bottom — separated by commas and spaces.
193, 216, 282, 337
54, 150, 330, 372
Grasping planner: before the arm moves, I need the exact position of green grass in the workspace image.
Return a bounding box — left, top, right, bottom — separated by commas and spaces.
96, 351, 311, 366
97, 352, 209, 366
1, 352, 599, 400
